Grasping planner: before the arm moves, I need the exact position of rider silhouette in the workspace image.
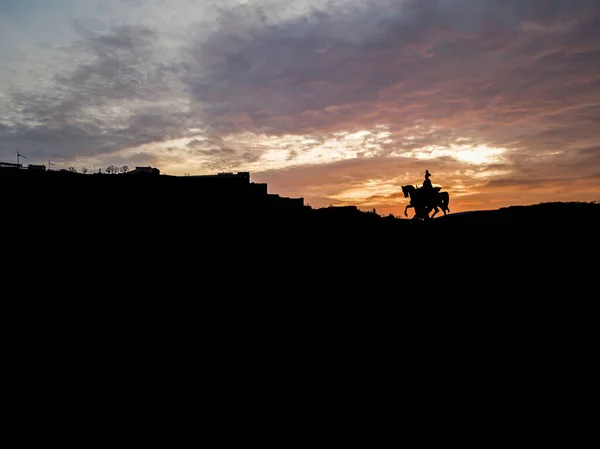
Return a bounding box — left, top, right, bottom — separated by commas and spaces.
419, 170, 434, 215
422, 170, 433, 189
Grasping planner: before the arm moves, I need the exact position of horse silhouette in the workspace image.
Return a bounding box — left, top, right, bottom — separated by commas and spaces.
401, 185, 450, 219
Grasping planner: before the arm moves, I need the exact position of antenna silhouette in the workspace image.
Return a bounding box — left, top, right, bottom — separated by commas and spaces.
17, 152, 28, 166
48, 160, 54, 170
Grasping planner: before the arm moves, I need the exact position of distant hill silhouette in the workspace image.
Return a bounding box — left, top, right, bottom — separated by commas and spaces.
3, 166, 597, 236
2, 166, 597, 295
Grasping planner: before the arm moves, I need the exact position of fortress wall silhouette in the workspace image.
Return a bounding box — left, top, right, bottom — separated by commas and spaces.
0, 168, 306, 215
1, 167, 320, 251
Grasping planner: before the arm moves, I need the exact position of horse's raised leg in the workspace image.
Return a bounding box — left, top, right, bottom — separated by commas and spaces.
404, 205, 413, 217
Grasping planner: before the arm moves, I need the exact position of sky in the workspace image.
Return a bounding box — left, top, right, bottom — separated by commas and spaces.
1, 0, 599, 215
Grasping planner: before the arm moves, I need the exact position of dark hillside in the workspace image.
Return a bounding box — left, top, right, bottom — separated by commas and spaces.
2, 169, 597, 296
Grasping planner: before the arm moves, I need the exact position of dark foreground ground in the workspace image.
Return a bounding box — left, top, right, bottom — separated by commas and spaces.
3, 171, 596, 419
2, 169, 598, 294
5, 193, 598, 287
3, 185, 597, 404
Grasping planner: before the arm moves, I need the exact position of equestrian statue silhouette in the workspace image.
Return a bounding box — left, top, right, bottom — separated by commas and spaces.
402, 170, 450, 220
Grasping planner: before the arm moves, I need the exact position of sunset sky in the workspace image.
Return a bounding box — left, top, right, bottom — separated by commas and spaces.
1, 0, 599, 215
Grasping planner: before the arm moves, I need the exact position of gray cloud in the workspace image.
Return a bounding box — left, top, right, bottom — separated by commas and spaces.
1, 0, 598, 212
186, 0, 600, 165
1, 23, 194, 162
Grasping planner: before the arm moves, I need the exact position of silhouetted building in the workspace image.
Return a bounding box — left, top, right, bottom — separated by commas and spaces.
249, 183, 268, 196
169, 171, 304, 209
0, 166, 305, 213
0, 162, 22, 169
127, 166, 160, 175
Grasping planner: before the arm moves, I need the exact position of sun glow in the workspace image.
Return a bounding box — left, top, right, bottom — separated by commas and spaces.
404, 143, 506, 164
328, 178, 403, 202
454, 145, 505, 164
109, 125, 396, 175
82, 126, 507, 182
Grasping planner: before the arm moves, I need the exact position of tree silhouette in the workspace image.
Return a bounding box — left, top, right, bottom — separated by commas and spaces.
120, 165, 129, 174
81, 167, 88, 174
68, 167, 77, 173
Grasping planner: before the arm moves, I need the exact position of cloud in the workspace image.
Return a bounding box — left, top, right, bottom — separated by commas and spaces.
5, 23, 215, 166
186, 0, 600, 166
0, 0, 598, 213
183, 0, 600, 210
